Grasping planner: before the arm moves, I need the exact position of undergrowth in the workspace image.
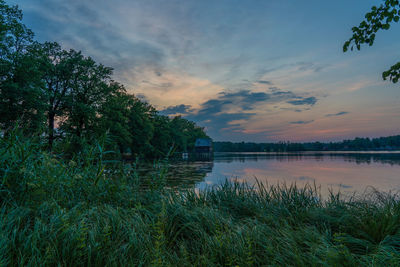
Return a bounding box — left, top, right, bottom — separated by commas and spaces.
0, 132, 400, 266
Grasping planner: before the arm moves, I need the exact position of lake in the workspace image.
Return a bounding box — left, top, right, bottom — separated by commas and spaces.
137, 152, 400, 198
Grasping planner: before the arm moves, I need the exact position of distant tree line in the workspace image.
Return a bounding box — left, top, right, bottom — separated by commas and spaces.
214, 135, 400, 152
0, 0, 208, 158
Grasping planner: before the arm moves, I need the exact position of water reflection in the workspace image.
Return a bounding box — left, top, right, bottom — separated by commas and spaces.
213, 152, 400, 166
202, 152, 400, 197
136, 160, 213, 189
136, 152, 400, 198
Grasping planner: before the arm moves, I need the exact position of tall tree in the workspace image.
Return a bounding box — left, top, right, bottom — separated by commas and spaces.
97, 83, 131, 153
344, 0, 400, 83
32, 42, 81, 148
150, 114, 173, 157
62, 54, 116, 139
127, 96, 155, 157
0, 1, 45, 132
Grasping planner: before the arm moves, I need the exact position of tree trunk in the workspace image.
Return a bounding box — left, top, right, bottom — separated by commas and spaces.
76, 118, 84, 137
48, 111, 55, 150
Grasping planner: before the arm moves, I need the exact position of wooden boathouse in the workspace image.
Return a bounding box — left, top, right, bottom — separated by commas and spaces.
195, 138, 212, 153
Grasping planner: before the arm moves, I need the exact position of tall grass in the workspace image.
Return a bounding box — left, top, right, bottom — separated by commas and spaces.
1, 132, 400, 266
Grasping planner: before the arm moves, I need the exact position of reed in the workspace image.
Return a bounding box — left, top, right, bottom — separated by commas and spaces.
1, 132, 399, 266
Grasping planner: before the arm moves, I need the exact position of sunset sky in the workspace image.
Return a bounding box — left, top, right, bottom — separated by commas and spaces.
12, 0, 400, 142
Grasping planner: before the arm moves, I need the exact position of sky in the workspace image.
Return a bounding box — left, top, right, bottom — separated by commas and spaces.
10, 0, 400, 142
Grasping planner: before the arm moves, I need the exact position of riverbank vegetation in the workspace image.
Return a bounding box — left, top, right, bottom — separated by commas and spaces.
1, 132, 400, 266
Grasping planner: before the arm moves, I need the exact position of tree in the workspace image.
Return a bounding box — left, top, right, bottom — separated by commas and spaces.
127, 96, 155, 157
150, 115, 173, 157
97, 85, 132, 153
343, 0, 400, 83
32, 42, 81, 148
61, 54, 116, 139
169, 116, 209, 152
0, 1, 45, 133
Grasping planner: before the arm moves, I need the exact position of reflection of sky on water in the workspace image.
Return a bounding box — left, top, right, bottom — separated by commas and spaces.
195, 153, 400, 198
136, 161, 214, 189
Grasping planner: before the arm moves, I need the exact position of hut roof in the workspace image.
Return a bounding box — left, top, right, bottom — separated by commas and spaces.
195, 138, 212, 147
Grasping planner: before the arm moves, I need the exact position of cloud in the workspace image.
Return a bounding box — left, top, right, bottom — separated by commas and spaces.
290, 120, 314, 125
346, 80, 375, 92
325, 111, 349, 117
295, 62, 328, 73
160, 104, 193, 115
287, 97, 317, 106
179, 87, 319, 139
186, 112, 255, 138
17, 0, 188, 85
256, 61, 329, 84
191, 90, 271, 116
280, 106, 311, 113
136, 93, 149, 102
26, 0, 166, 71
126, 69, 223, 108
194, 88, 313, 118
268, 86, 280, 92
257, 80, 273, 85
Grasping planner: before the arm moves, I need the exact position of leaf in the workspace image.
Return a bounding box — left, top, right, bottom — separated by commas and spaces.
94, 165, 105, 185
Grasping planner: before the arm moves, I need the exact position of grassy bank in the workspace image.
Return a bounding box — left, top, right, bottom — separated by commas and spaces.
1, 134, 400, 266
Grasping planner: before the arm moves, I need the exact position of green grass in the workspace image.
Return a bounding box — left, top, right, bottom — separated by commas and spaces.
1, 133, 400, 266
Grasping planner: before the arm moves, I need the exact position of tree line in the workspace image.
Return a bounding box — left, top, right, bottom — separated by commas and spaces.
0, 1, 209, 158
214, 135, 400, 152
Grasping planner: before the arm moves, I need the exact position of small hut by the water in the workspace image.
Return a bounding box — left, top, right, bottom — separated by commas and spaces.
195, 138, 212, 153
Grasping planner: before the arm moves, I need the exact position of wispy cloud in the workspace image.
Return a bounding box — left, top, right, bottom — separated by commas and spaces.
290, 120, 314, 125
296, 62, 329, 73
346, 80, 376, 92
257, 80, 273, 85
159, 104, 193, 115
287, 97, 317, 106
125, 69, 223, 108
177, 87, 319, 138
325, 111, 349, 117
19, 0, 168, 82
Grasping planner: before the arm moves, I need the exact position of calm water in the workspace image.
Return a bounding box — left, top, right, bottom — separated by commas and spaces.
138, 152, 400, 197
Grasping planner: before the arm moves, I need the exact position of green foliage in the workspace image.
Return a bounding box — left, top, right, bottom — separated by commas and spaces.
127, 95, 156, 157
344, 0, 400, 83
169, 116, 208, 152
151, 115, 174, 158
383, 61, 400, 83
1, 133, 400, 266
0, 1, 45, 132
97, 88, 132, 153
61, 54, 116, 139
